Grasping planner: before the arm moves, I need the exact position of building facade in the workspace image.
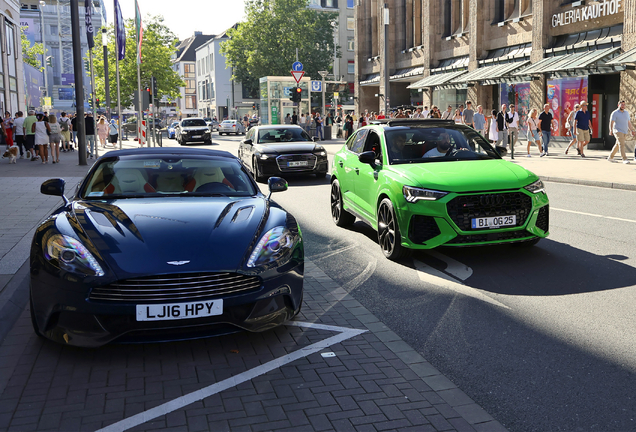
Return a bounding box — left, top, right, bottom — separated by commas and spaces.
356, 0, 636, 148
172, 32, 214, 119
20, 0, 105, 113
1, 0, 25, 114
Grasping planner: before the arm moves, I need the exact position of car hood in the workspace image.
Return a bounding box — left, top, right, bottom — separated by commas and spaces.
394, 159, 537, 193
72, 197, 267, 277
180, 126, 209, 131
257, 143, 317, 154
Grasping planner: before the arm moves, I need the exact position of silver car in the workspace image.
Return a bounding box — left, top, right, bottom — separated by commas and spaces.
218, 120, 246, 135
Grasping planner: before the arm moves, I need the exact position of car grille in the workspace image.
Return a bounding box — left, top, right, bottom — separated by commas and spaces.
408, 215, 441, 244
276, 154, 317, 172
446, 192, 532, 231
89, 272, 262, 303
536, 205, 549, 232
446, 230, 534, 245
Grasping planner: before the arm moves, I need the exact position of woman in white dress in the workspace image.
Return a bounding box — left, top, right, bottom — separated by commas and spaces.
48, 114, 61, 163
32, 114, 50, 164
488, 109, 498, 143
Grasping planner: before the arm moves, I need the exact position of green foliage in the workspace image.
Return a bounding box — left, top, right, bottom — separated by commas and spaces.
220, 0, 340, 84
89, 15, 184, 109
21, 27, 44, 71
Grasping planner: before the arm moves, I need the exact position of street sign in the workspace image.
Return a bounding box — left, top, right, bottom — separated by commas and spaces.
333, 92, 339, 98
292, 61, 303, 71
311, 81, 322, 92
291, 70, 305, 84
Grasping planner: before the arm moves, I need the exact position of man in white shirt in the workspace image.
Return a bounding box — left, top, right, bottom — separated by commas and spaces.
422, 106, 430, 118
12, 111, 25, 158
508, 105, 520, 154
412, 107, 425, 118
441, 106, 453, 120
423, 133, 452, 158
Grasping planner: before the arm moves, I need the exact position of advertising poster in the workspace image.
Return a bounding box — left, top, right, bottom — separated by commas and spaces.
23, 63, 43, 109
547, 77, 588, 137
20, 19, 36, 46
547, 82, 560, 137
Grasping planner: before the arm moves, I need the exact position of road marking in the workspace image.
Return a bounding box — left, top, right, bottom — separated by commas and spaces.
424, 250, 473, 281
310, 244, 358, 261
342, 260, 377, 292
413, 260, 510, 310
552, 208, 636, 224
97, 322, 367, 432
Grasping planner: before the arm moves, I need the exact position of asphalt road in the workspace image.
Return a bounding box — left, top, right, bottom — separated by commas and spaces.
186, 132, 636, 432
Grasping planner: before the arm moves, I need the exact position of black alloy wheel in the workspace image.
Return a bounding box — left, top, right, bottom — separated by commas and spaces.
377, 198, 410, 260
330, 179, 355, 227
252, 157, 266, 183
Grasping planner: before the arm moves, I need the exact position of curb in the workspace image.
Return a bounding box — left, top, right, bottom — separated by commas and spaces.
0, 261, 30, 344
541, 176, 636, 191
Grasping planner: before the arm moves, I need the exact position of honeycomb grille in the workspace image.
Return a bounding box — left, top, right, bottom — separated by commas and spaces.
536, 205, 549, 232
408, 216, 441, 244
446, 192, 532, 231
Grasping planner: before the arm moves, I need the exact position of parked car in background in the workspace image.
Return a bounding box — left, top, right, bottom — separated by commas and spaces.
167, 122, 179, 139
204, 117, 219, 131
218, 120, 246, 135
176, 118, 213, 145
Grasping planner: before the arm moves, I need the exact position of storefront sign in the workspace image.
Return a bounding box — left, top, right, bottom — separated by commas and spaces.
552, 0, 621, 27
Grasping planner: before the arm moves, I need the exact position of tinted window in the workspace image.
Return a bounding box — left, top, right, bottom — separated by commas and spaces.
349, 129, 368, 154
181, 119, 207, 127
257, 128, 311, 143
81, 157, 256, 198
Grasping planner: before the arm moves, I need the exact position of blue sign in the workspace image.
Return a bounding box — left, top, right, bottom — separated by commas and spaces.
311, 81, 322, 92
283, 87, 293, 97
292, 62, 303, 71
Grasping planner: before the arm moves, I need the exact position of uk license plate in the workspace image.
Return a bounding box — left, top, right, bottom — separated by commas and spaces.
136, 300, 223, 321
471, 215, 516, 229
288, 161, 308, 167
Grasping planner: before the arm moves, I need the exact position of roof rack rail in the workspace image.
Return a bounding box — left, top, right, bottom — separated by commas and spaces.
369, 119, 456, 127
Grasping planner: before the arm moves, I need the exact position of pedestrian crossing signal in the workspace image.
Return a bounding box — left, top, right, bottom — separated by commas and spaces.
290, 86, 302, 103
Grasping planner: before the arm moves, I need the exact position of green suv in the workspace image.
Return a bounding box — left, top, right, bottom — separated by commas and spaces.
330, 119, 549, 259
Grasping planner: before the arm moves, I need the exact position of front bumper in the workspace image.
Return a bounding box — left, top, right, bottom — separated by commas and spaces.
395, 189, 549, 249
30, 262, 304, 348
180, 131, 211, 143
257, 154, 329, 177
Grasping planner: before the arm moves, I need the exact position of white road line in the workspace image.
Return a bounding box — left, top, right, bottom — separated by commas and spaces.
97, 323, 367, 432
310, 244, 358, 261
424, 250, 473, 281
552, 208, 636, 224
413, 260, 510, 310
342, 260, 377, 293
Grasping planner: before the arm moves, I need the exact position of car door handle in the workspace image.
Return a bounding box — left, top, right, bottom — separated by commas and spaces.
354, 168, 359, 174
338, 160, 343, 167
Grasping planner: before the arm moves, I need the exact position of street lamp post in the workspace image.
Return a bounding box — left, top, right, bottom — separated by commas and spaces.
383, 4, 390, 114
102, 28, 111, 120
39, 1, 49, 101
319, 70, 328, 118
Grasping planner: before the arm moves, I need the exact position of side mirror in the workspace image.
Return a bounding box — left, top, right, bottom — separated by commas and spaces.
267, 177, 288, 199
358, 151, 376, 166
41, 178, 65, 196
495, 146, 508, 157
243, 139, 253, 145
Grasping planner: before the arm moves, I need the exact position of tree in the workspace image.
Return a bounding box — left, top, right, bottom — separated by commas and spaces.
220, 0, 340, 86
89, 15, 184, 110
21, 26, 44, 71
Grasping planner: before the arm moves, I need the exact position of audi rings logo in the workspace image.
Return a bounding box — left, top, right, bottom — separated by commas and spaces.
480, 195, 506, 206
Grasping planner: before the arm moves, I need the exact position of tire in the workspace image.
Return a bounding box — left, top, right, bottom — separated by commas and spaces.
204, 139, 212, 146
330, 179, 355, 227
512, 237, 541, 247
252, 158, 266, 183
29, 295, 44, 339
377, 198, 411, 260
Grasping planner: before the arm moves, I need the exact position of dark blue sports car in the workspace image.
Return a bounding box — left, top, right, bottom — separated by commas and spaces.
30, 148, 303, 347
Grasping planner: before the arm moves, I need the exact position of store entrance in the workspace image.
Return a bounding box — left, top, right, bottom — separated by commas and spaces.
589, 74, 620, 149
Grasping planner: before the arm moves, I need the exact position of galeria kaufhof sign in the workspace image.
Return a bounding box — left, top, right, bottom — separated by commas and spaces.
552, 0, 622, 27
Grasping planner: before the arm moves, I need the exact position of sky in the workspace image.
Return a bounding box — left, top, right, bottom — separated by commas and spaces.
107, 0, 246, 41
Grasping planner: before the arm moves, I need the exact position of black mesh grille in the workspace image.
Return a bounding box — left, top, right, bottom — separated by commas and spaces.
90, 273, 262, 303
447, 230, 534, 245
409, 216, 441, 244
536, 205, 549, 232
276, 154, 317, 172
446, 192, 532, 231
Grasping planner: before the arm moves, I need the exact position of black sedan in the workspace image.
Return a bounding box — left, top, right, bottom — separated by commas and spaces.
176, 118, 212, 145
238, 125, 329, 183
30, 148, 304, 347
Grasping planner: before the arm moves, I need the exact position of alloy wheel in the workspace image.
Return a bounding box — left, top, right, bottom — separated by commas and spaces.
377, 202, 396, 256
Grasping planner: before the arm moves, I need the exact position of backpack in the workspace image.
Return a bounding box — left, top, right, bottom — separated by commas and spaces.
59, 118, 69, 131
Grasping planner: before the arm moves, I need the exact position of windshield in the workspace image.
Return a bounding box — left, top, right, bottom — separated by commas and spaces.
181, 119, 207, 127
385, 127, 500, 164
169, 122, 178, 128
80, 156, 257, 199
258, 128, 311, 143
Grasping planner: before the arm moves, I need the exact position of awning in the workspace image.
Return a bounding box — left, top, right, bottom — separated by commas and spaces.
451, 60, 530, 84
359, 73, 380, 86
390, 66, 425, 82
407, 70, 468, 89
605, 46, 636, 66
514, 47, 620, 76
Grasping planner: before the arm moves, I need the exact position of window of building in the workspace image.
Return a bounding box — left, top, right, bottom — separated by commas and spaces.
185, 95, 196, 109
322, 0, 338, 7
209, 53, 214, 71
347, 0, 354, 7
186, 79, 196, 94
444, 0, 468, 37
347, 17, 355, 30
206, 56, 210, 73
208, 82, 214, 99
309, 0, 320, 6
347, 60, 354, 74
50, 25, 58, 36
347, 37, 354, 51
5, 23, 16, 78
184, 63, 195, 78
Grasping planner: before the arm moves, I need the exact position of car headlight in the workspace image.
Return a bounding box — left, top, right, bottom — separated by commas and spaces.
260, 154, 271, 160
247, 226, 298, 269
524, 179, 545, 194
44, 234, 104, 277
314, 146, 327, 157
403, 186, 448, 202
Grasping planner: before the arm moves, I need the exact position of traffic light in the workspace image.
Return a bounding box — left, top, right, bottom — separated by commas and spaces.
290, 86, 302, 103
96, 98, 100, 108
46, 56, 53, 67
146, 87, 152, 103
88, 96, 93, 109
84, 60, 90, 72
151, 76, 158, 98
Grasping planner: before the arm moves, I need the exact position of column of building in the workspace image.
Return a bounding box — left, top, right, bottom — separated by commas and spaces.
620, 0, 636, 116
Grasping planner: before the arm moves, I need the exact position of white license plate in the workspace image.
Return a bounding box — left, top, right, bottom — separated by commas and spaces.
288, 161, 309, 167
136, 300, 223, 321
192, 135, 201, 139
471, 215, 516, 229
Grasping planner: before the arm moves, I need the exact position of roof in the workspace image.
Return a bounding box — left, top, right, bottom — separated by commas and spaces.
98, 148, 235, 159
514, 47, 620, 76
407, 70, 468, 89
450, 60, 530, 84
174, 34, 216, 63
606, 46, 636, 65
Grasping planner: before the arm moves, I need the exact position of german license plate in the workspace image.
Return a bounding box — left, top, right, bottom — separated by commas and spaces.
288, 161, 308, 167
136, 300, 223, 321
471, 215, 516, 229
192, 135, 201, 139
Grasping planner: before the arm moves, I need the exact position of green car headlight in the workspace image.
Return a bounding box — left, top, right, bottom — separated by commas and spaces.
524, 179, 545, 194
403, 186, 448, 202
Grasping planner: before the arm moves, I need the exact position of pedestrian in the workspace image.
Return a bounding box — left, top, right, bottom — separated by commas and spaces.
33, 114, 50, 164
463, 101, 474, 127
441, 105, 453, 120
23, 110, 38, 160
85, 112, 96, 158
108, 119, 119, 146
284, 113, 292, 125
315, 112, 324, 140
422, 106, 430, 118
13, 111, 25, 159
453, 108, 463, 124
574, 100, 592, 158
496, 104, 510, 148
59, 112, 72, 152
376, 110, 386, 120
538, 103, 556, 157
344, 114, 353, 139
96, 116, 109, 148
243, 113, 249, 130
488, 109, 498, 143
299, 113, 307, 131
608, 100, 636, 163
70, 114, 77, 149
508, 104, 520, 151
564, 103, 580, 155
3, 111, 13, 147
292, 111, 298, 125
525, 108, 542, 157
48, 114, 61, 164
473, 105, 486, 137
